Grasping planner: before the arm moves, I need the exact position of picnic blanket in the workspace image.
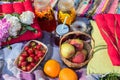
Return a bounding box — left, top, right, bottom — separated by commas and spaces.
95, 14, 120, 66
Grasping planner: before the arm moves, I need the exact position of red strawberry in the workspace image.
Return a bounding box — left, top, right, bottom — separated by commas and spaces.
32, 46, 37, 51
27, 65, 33, 71
27, 48, 33, 55
21, 61, 27, 66
17, 60, 22, 67
27, 56, 34, 62
41, 49, 46, 54
36, 50, 44, 57
19, 56, 26, 61
21, 66, 27, 71
24, 46, 29, 51
34, 56, 39, 62
30, 62, 36, 67
30, 54, 35, 58
21, 51, 28, 57
37, 52, 43, 57
36, 44, 42, 50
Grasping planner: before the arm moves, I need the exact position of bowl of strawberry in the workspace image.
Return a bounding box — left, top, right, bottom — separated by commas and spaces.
14, 40, 48, 72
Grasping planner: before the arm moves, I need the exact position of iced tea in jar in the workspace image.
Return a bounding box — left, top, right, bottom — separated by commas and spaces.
57, 0, 76, 26
34, 0, 56, 32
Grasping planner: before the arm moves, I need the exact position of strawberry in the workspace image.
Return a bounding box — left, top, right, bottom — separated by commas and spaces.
30, 54, 35, 58
21, 61, 27, 66
17, 60, 22, 67
36, 44, 42, 50
27, 65, 33, 71
36, 50, 44, 57
19, 56, 26, 61
30, 62, 36, 67
21, 51, 28, 57
27, 56, 34, 62
34, 56, 39, 62
41, 49, 46, 54
32, 46, 37, 51
30, 41, 37, 47
21, 66, 27, 71
27, 48, 33, 55
24, 46, 29, 51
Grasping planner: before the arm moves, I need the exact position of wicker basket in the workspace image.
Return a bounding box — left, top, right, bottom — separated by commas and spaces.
59, 31, 94, 69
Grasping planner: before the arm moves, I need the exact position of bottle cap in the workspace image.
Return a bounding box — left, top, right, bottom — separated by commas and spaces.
56, 24, 69, 36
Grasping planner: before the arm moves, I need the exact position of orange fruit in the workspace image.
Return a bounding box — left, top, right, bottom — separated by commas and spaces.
59, 68, 78, 80
43, 59, 61, 78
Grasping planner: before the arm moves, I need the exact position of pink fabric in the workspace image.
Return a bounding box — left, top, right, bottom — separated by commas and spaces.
0, 0, 42, 46
95, 14, 120, 66
108, 0, 119, 13
77, 0, 91, 16
95, 0, 106, 14
82, 0, 93, 16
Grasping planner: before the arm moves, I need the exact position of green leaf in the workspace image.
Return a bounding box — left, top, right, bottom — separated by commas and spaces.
19, 29, 27, 35
0, 16, 4, 19
12, 13, 20, 18
25, 25, 36, 32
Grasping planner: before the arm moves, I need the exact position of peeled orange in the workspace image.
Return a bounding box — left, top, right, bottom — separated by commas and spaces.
43, 59, 61, 78
59, 68, 78, 80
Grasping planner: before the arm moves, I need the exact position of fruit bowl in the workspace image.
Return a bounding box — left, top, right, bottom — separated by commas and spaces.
59, 31, 94, 69
14, 40, 48, 73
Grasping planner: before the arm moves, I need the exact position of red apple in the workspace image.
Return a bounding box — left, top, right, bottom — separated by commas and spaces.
69, 39, 84, 50
72, 51, 86, 63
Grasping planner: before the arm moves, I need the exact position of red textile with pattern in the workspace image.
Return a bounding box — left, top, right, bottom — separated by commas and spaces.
1, 0, 42, 46
95, 14, 120, 66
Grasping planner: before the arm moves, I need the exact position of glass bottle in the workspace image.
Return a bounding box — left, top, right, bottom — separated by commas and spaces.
34, 0, 56, 32
57, 0, 76, 26
54, 24, 69, 46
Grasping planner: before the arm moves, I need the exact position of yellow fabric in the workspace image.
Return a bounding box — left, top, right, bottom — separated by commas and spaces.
87, 20, 120, 75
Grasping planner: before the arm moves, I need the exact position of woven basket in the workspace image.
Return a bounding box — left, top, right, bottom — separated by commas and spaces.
59, 31, 94, 69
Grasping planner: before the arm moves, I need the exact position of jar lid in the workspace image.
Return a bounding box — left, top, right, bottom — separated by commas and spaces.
70, 21, 87, 32
58, 0, 74, 11
34, 0, 50, 9
56, 24, 69, 36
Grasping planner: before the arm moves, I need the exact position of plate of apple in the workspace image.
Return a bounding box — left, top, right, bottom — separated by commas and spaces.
14, 40, 48, 73
59, 31, 94, 68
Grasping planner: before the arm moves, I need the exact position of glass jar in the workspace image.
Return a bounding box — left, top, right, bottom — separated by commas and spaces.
54, 24, 69, 46
34, 0, 56, 32
57, 0, 76, 26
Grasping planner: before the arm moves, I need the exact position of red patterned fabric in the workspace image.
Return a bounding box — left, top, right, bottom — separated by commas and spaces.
1, 0, 42, 46
95, 14, 120, 66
